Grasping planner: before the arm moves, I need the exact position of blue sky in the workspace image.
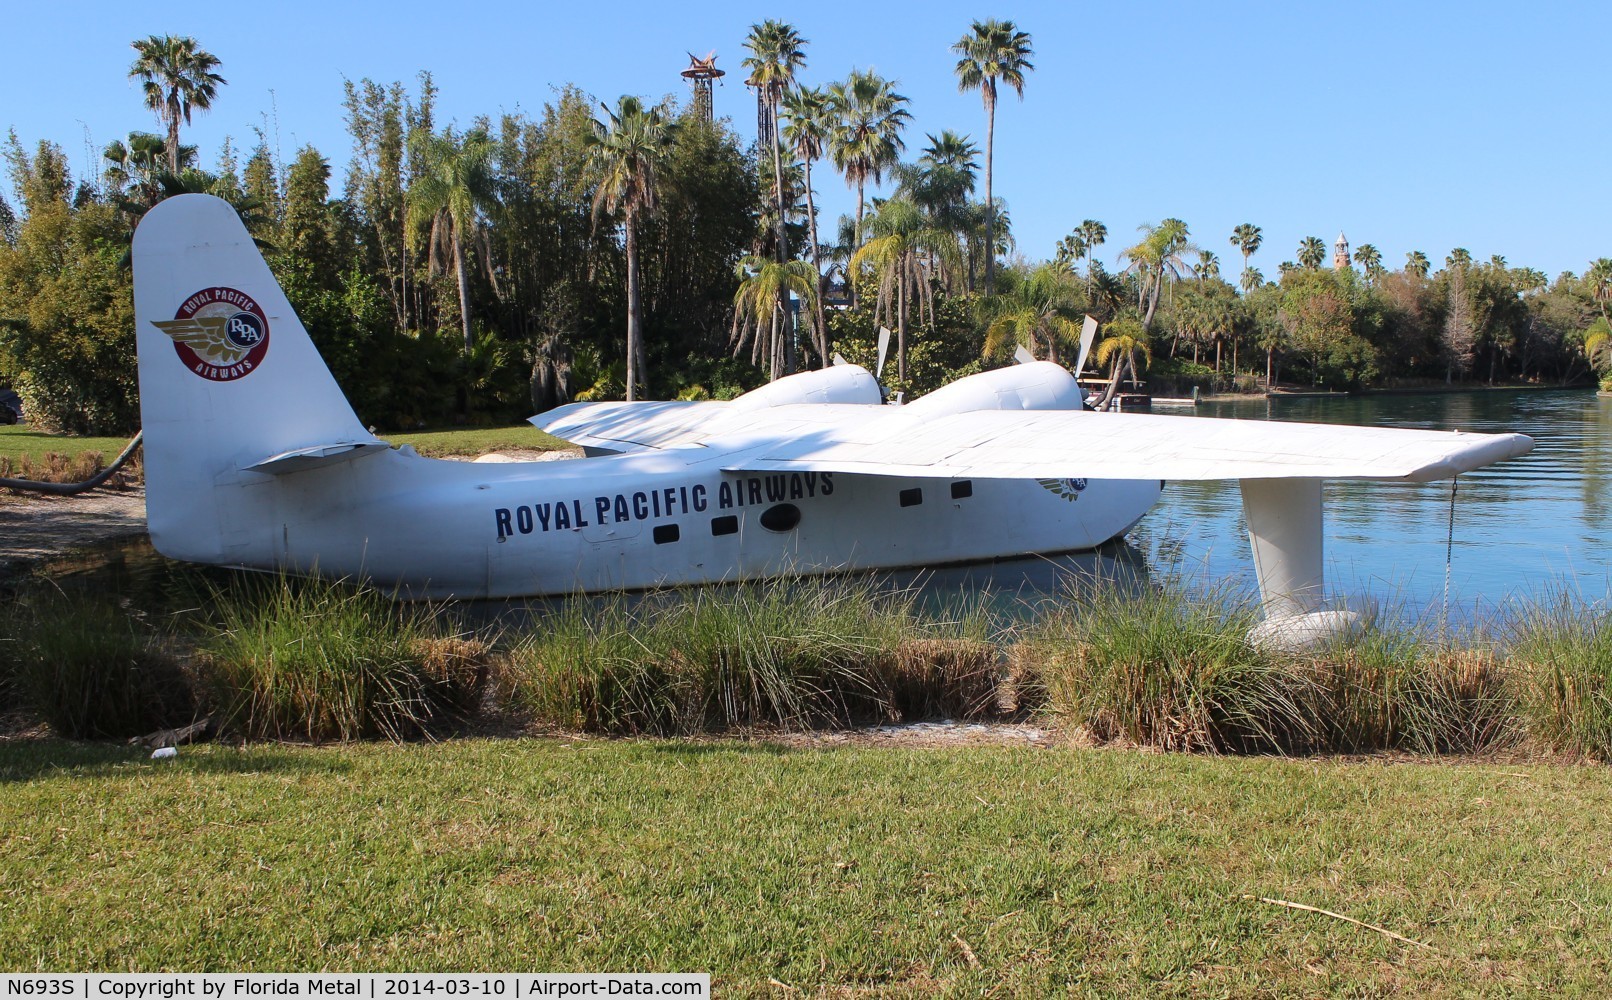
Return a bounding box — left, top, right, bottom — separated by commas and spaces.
7, 1, 1607, 278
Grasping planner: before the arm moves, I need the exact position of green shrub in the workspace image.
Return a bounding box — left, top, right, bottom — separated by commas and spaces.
1506, 595, 1612, 758
8, 593, 194, 738
200, 577, 488, 742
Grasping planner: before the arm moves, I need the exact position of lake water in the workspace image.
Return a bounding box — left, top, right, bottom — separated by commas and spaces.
17, 388, 1608, 621
1129, 388, 1612, 619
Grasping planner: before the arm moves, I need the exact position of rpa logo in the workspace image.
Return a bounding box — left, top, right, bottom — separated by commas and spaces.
227, 312, 264, 348
1036, 477, 1090, 502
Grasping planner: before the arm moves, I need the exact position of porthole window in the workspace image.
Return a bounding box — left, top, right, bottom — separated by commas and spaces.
711, 515, 738, 537
759, 503, 801, 532
653, 524, 680, 545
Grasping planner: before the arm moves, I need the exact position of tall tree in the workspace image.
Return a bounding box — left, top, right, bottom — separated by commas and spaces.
1296, 236, 1326, 269
1229, 223, 1262, 279
407, 127, 499, 350
827, 70, 911, 250
952, 18, 1034, 295
742, 20, 807, 269
851, 198, 956, 385
1586, 257, 1612, 322
586, 96, 675, 401
1405, 250, 1431, 279
127, 35, 226, 175
1353, 243, 1383, 281
782, 85, 832, 362
730, 256, 819, 379
1121, 218, 1197, 327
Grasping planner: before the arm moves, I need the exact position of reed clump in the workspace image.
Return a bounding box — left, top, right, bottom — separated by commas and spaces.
0, 450, 142, 487
5, 592, 194, 738
501, 578, 1004, 735
1505, 593, 1612, 759
199, 577, 488, 742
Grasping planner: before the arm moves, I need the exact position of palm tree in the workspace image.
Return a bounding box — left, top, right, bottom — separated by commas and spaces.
731, 256, 820, 380
742, 20, 807, 268
981, 263, 1084, 365
1194, 250, 1220, 281
128, 35, 226, 176
1586, 258, 1612, 322
586, 96, 675, 401
1240, 266, 1263, 295
1076, 219, 1107, 291
1354, 243, 1383, 281
1447, 247, 1472, 269
1093, 318, 1151, 410
1120, 218, 1197, 327
894, 130, 978, 291
953, 19, 1034, 295
851, 199, 957, 384
1296, 236, 1326, 269
782, 85, 833, 362
827, 69, 911, 251
1229, 223, 1262, 283
1405, 250, 1431, 279
407, 127, 499, 351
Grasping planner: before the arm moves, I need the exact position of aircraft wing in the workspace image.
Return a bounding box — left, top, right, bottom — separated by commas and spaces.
715, 408, 1533, 483
532, 401, 728, 452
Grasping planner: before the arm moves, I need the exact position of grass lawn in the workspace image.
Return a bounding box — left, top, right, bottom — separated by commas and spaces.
0, 423, 570, 467
386, 425, 572, 458
1, 738, 1607, 995
0, 425, 136, 464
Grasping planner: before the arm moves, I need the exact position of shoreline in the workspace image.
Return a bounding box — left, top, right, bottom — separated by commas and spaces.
0, 486, 148, 581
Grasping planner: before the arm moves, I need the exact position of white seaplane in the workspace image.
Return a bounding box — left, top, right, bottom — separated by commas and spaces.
132, 195, 1533, 644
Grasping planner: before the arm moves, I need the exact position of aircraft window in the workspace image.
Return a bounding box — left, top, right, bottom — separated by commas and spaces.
711, 515, 738, 536
951, 480, 973, 499
653, 524, 680, 545
899, 487, 923, 507
759, 504, 801, 532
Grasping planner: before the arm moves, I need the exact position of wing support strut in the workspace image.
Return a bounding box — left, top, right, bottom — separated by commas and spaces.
1241, 478, 1360, 650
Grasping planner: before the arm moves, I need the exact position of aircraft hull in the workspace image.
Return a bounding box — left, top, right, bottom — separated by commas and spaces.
158, 448, 1162, 598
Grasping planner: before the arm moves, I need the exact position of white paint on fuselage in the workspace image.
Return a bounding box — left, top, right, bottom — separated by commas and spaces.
210, 446, 1161, 599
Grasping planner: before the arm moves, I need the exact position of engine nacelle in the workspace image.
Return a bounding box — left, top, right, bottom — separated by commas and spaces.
730, 364, 884, 410
903, 361, 1084, 416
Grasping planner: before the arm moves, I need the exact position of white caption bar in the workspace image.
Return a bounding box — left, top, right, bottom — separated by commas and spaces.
0, 976, 708, 1000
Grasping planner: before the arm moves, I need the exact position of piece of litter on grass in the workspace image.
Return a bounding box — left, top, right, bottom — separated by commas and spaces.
151, 747, 177, 760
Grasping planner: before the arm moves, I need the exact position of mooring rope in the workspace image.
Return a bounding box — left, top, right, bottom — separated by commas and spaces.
1443, 474, 1459, 642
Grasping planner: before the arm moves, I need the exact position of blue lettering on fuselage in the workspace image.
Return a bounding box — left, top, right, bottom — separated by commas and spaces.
493, 472, 835, 540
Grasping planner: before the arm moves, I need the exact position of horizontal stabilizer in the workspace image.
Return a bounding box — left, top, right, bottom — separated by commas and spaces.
243, 441, 391, 475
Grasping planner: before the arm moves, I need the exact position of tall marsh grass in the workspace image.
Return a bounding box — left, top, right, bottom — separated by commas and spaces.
199, 577, 487, 742
1505, 592, 1612, 758
502, 578, 1003, 735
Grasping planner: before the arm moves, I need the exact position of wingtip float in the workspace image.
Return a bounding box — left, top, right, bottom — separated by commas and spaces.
133, 194, 1533, 647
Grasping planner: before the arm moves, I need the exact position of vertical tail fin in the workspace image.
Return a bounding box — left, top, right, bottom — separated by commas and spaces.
132, 193, 379, 561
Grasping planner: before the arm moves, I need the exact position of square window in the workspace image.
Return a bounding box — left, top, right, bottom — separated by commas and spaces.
711, 515, 738, 536
899, 488, 923, 507
653, 524, 680, 544
951, 480, 973, 499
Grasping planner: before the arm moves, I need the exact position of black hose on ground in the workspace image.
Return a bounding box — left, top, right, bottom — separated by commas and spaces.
0, 431, 144, 496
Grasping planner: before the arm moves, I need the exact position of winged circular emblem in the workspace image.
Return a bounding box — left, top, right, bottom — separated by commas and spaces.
153, 286, 270, 381
1037, 477, 1089, 502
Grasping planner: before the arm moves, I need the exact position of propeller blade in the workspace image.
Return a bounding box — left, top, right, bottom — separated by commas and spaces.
1074, 315, 1099, 378
1013, 345, 1036, 365
876, 326, 891, 380
831, 353, 848, 367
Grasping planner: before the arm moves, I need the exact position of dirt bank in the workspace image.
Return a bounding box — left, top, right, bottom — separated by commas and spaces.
0, 486, 147, 579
